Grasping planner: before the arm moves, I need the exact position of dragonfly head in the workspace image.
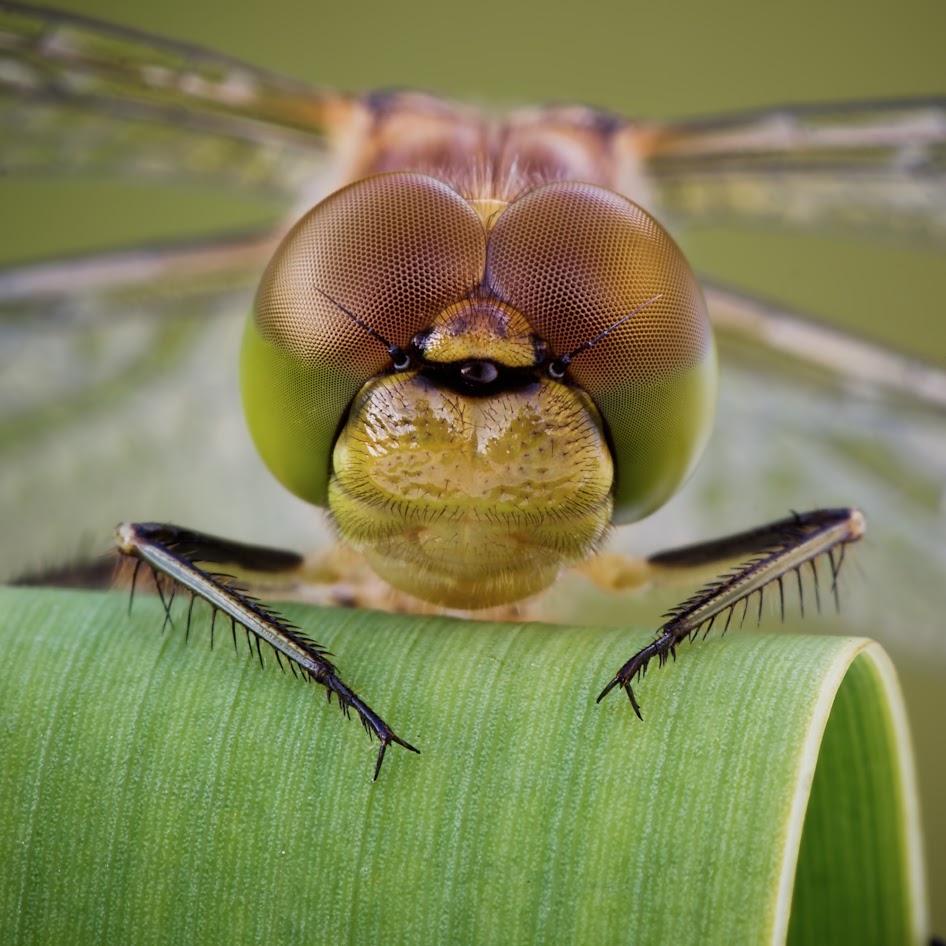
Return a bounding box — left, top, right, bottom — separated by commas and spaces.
240, 171, 717, 606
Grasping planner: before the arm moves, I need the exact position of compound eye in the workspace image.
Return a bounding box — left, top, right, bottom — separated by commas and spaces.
242, 172, 486, 506
486, 181, 717, 523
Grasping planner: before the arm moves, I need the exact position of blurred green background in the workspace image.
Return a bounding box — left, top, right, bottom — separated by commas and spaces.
2, 0, 944, 931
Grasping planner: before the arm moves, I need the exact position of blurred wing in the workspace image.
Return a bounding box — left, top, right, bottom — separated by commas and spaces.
6, 236, 945, 672
0, 1, 356, 199
0, 229, 276, 437
0, 232, 321, 582
634, 99, 946, 245
701, 277, 946, 410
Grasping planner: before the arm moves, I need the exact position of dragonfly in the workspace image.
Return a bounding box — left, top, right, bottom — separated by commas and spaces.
2, 2, 945, 778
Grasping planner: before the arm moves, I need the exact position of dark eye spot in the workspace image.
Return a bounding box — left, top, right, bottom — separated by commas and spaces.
391, 350, 412, 371
460, 361, 499, 384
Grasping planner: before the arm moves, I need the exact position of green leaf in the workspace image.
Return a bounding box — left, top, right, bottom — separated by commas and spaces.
0, 586, 928, 945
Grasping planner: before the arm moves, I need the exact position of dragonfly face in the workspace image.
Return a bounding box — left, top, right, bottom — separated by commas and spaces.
242, 167, 715, 607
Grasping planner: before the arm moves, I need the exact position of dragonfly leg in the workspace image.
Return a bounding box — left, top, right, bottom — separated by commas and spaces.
115, 522, 419, 780
597, 508, 866, 716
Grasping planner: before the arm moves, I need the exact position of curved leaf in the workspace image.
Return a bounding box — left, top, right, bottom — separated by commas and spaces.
0, 587, 927, 945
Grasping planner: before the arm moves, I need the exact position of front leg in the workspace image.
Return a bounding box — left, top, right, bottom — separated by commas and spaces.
597, 508, 867, 716
115, 522, 419, 780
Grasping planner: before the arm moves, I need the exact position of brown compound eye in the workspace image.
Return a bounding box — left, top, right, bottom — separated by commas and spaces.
242, 172, 487, 506
486, 181, 717, 523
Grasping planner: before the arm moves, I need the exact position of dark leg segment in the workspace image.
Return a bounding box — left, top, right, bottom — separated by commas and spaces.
116, 522, 418, 779
597, 508, 866, 716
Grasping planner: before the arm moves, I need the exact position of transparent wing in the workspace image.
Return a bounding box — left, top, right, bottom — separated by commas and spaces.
0, 228, 276, 434
706, 286, 946, 668
0, 231, 325, 583
649, 334, 946, 664
0, 1, 356, 199
634, 99, 946, 245
701, 277, 946, 410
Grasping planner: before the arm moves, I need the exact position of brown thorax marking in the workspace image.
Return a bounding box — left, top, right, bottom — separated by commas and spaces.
345, 90, 626, 202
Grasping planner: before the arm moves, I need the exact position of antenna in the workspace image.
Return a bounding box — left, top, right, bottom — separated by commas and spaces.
547, 294, 663, 379
314, 287, 412, 370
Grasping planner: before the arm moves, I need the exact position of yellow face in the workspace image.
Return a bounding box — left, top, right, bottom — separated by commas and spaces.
330, 300, 614, 608
241, 171, 717, 608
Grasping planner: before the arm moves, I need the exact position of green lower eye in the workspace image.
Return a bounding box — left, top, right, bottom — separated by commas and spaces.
240, 313, 345, 507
